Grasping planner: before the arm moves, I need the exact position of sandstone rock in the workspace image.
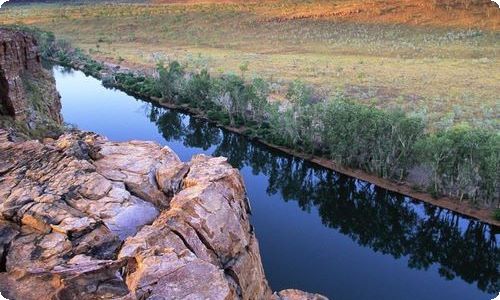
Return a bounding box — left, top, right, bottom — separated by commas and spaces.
0, 28, 62, 130
0, 131, 165, 299
21, 214, 52, 233
93, 140, 183, 208
0, 130, 323, 299
52, 258, 129, 300
0, 220, 19, 271
119, 155, 271, 299
275, 289, 329, 300
123, 249, 235, 300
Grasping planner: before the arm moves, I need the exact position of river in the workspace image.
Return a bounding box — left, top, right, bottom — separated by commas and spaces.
53, 66, 499, 300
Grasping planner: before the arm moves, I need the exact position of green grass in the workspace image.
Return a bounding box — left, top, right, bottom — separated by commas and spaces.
1, 1, 499, 130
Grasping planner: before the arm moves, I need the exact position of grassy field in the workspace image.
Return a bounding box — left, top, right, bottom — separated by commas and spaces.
1, 0, 499, 130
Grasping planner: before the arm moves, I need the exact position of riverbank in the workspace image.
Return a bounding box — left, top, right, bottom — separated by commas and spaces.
56, 55, 498, 226
141, 93, 500, 228
41, 47, 494, 227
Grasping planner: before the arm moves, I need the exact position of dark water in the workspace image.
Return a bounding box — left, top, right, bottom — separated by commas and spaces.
54, 66, 499, 300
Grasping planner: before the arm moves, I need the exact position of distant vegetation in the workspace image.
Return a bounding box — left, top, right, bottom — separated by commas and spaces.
18, 25, 497, 209
0, 0, 499, 131
5, 0, 146, 4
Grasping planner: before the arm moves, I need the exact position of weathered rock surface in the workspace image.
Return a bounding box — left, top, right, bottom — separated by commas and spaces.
274, 289, 329, 300
0, 130, 323, 299
0, 28, 62, 129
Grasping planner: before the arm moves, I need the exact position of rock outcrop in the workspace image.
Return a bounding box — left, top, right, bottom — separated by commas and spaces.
0, 130, 323, 299
0, 28, 62, 130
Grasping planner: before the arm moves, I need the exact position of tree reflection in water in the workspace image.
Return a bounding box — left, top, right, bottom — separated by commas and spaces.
149, 104, 499, 294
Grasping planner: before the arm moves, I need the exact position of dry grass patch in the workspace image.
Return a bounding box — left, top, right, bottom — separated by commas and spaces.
1, 0, 498, 130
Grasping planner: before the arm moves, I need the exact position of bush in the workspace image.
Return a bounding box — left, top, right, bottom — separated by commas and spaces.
417, 124, 499, 205
81, 61, 103, 77
210, 73, 248, 126
114, 73, 160, 97
157, 61, 185, 101
101, 75, 116, 87
246, 77, 270, 125
179, 69, 212, 108
267, 103, 296, 147
287, 79, 312, 106
494, 209, 500, 221
319, 100, 425, 179
35, 31, 58, 58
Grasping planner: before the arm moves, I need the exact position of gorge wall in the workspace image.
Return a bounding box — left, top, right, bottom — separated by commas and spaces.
0, 28, 61, 133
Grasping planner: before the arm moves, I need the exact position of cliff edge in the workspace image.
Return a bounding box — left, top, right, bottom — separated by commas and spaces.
0, 130, 325, 300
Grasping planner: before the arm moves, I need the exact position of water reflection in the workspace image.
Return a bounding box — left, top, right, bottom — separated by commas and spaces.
54, 66, 498, 299
148, 104, 499, 295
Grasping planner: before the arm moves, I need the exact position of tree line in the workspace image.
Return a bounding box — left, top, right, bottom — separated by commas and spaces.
135, 60, 499, 209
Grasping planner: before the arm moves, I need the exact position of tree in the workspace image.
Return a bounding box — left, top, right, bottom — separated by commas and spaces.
157, 61, 185, 101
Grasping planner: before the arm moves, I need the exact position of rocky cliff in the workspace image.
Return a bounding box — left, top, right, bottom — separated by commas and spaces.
0, 28, 62, 133
0, 130, 326, 300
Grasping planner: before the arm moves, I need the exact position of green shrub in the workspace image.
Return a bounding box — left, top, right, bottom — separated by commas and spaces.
287, 79, 312, 106
207, 109, 230, 124
210, 73, 248, 126
417, 124, 499, 205
246, 77, 270, 125
267, 98, 426, 178
157, 61, 185, 101
268, 103, 296, 147
179, 69, 212, 107
81, 61, 103, 77
494, 209, 500, 221
114, 73, 160, 97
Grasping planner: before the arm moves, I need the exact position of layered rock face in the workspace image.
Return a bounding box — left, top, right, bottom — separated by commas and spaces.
0, 28, 62, 128
0, 130, 325, 300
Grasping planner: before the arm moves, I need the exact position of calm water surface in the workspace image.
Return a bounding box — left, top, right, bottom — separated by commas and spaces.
54, 66, 499, 300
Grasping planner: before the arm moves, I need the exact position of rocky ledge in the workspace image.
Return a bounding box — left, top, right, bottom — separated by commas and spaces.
0, 129, 326, 300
